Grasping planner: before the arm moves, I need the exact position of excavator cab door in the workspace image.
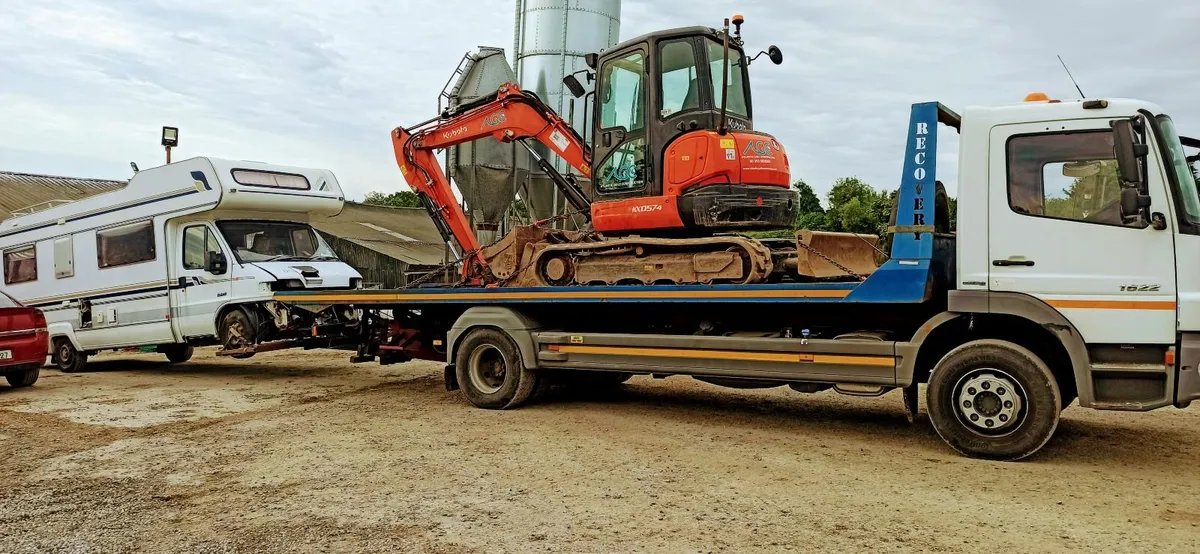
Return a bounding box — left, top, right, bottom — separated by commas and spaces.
592, 46, 651, 201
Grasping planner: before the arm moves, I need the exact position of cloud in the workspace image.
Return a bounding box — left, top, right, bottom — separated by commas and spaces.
0, 0, 1196, 205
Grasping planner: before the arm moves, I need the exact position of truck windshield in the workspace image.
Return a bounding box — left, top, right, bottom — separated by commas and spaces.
216, 221, 338, 263
1157, 116, 1200, 220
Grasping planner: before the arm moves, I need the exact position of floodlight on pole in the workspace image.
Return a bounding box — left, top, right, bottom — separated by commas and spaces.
161, 126, 179, 164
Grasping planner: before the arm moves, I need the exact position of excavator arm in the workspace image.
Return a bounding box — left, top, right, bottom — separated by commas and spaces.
391, 82, 593, 278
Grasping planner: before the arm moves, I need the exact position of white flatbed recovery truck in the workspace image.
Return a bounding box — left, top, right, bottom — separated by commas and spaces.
254, 95, 1200, 461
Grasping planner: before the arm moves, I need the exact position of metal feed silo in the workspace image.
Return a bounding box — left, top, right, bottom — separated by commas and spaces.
513, 0, 621, 221
445, 47, 531, 244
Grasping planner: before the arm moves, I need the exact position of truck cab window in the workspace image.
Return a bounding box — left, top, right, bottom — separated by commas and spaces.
1007, 131, 1143, 228
182, 225, 222, 270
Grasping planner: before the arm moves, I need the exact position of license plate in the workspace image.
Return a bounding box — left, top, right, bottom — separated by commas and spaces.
0, 350, 11, 360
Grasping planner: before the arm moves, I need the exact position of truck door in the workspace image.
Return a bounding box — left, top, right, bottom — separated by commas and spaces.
171, 223, 233, 339
987, 121, 1177, 344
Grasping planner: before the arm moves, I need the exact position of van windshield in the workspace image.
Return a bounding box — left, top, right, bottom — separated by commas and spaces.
216, 221, 337, 263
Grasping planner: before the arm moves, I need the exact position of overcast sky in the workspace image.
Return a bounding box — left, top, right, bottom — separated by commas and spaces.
1, 0, 1196, 203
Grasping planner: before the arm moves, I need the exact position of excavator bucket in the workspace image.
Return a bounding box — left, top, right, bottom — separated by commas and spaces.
479, 225, 579, 284
793, 230, 881, 280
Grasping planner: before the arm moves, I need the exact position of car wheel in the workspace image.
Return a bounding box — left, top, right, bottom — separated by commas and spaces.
5, 367, 39, 387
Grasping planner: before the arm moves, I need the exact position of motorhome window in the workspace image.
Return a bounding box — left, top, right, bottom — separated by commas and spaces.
216, 221, 335, 263
96, 221, 157, 268
3, 245, 37, 284
53, 237, 74, 279
182, 225, 222, 270
231, 169, 310, 190
1007, 131, 1145, 228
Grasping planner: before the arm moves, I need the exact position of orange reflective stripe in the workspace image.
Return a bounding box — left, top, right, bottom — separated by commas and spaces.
1045, 299, 1176, 311
549, 344, 895, 367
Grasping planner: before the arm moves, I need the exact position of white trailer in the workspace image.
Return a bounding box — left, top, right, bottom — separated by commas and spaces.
0, 157, 362, 371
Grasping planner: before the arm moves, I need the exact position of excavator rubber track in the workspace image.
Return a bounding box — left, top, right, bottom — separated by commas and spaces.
481, 227, 775, 287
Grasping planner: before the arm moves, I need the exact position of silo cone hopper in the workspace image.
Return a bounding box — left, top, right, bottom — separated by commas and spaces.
446, 47, 531, 245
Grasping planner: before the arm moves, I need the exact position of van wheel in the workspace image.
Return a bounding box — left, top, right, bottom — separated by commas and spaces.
6, 367, 40, 387
219, 309, 255, 359
53, 338, 88, 373
454, 328, 538, 410
162, 344, 194, 364
926, 339, 1061, 461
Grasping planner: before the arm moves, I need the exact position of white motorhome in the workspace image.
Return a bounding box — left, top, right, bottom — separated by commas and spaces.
0, 157, 362, 371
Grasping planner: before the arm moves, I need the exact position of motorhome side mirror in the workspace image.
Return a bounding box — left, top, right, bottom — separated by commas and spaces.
563, 74, 586, 98
767, 45, 784, 65
204, 251, 228, 275
1112, 118, 1148, 185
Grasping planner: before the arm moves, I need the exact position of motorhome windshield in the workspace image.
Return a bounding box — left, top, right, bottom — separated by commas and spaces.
1157, 115, 1200, 220
216, 221, 337, 263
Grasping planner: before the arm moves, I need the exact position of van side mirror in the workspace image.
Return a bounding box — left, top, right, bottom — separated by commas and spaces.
205, 251, 228, 275
1112, 118, 1149, 185
563, 74, 586, 98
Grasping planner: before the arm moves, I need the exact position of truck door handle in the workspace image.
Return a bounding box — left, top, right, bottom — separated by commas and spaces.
993, 259, 1035, 267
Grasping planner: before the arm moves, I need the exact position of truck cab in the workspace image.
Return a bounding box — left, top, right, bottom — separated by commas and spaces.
949, 96, 1200, 412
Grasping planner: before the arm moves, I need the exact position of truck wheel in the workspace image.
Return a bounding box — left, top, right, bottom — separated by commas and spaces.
454, 328, 538, 410
6, 367, 39, 387
53, 338, 88, 373
927, 339, 1061, 461
219, 309, 255, 359
162, 344, 194, 364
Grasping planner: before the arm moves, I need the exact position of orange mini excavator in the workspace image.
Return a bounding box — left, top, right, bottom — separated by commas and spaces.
393, 17, 874, 287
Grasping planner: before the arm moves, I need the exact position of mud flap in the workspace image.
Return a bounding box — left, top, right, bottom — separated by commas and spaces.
902, 384, 919, 424
444, 364, 460, 391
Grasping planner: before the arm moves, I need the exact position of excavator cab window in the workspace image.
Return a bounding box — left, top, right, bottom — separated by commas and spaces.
659, 39, 702, 118
706, 38, 750, 118
595, 49, 649, 195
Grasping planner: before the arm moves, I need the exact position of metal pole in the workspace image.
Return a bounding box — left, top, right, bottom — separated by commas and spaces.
165, 146, 172, 164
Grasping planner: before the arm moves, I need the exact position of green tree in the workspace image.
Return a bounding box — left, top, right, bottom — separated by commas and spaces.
824, 176, 889, 235
363, 190, 422, 208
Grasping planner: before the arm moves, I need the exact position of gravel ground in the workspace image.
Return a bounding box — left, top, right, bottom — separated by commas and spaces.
1, 347, 1198, 553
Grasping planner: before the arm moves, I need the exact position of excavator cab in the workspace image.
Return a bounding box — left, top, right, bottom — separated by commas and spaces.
571, 24, 797, 234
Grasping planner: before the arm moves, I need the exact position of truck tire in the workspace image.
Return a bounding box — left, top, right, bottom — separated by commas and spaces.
162, 344, 194, 364
454, 328, 538, 410
6, 367, 39, 387
53, 338, 88, 373
219, 309, 256, 359
927, 339, 1061, 461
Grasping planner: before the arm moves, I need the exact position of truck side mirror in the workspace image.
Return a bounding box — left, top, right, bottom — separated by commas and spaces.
1120, 187, 1152, 219
1112, 118, 1149, 186
563, 74, 586, 99
205, 251, 228, 275
584, 53, 598, 69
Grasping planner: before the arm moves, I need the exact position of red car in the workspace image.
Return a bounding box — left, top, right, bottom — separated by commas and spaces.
0, 290, 48, 388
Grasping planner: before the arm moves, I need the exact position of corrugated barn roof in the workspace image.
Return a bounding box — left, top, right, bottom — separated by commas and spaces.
0, 171, 126, 220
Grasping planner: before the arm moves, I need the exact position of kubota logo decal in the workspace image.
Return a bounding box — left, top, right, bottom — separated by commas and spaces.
631, 205, 663, 213
440, 125, 469, 141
